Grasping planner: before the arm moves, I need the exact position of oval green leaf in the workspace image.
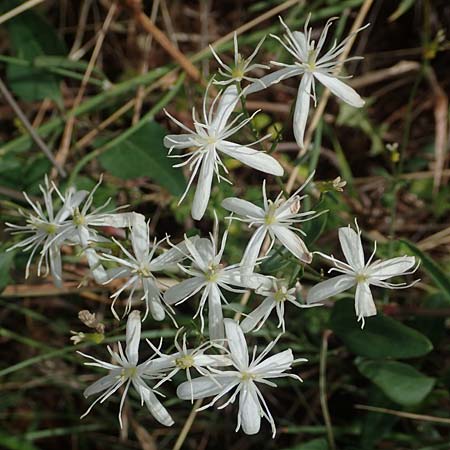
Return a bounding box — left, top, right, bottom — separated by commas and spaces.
330, 298, 433, 359
357, 359, 435, 406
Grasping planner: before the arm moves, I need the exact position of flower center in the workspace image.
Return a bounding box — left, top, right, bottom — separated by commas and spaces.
175, 354, 195, 369
35, 222, 58, 234
136, 263, 152, 278
240, 371, 256, 381
306, 48, 317, 70
231, 57, 245, 80
205, 264, 220, 282
356, 273, 368, 283
121, 366, 137, 379
72, 208, 86, 226
274, 288, 288, 303
264, 202, 278, 225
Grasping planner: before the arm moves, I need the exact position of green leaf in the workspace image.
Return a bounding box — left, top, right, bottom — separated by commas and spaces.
5, 9, 66, 101
99, 121, 186, 196
388, 0, 416, 22
0, 251, 15, 294
357, 359, 435, 406
330, 298, 433, 359
282, 438, 329, 450
401, 240, 450, 302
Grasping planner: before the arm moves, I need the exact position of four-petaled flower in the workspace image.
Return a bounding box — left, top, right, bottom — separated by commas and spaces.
307, 223, 419, 327
163, 84, 284, 220
210, 32, 270, 87
177, 319, 305, 437
164, 228, 270, 340
222, 175, 320, 275
246, 16, 366, 148
79, 310, 174, 428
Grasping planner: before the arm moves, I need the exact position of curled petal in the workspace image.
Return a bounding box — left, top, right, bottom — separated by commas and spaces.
314, 72, 365, 107
307, 275, 355, 303
293, 73, 313, 148
271, 225, 312, 263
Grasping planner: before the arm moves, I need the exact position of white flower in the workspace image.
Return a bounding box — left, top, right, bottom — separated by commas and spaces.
148, 329, 231, 399
163, 84, 284, 220
246, 16, 366, 148
164, 228, 270, 341
210, 32, 270, 86
177, 319, 305, 437
241, 279, 316, 333
307, 223, 419, 327
101, 213, 189, 321
222, 174, 319, 275
6, 176, 87, 287
78, 310, 174, 428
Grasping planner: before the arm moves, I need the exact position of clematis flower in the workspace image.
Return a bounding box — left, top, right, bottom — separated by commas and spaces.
163, 84, 284, 220
78, 310, 174, 428
6, 176, 87, 287
101, 213, 191, 321
306, 223, 419, 327
246, 16, 366, 148
240, 279, 316, 333
222, 174, 320, 275
210, 32, 270, 87
164, 227, 270, 341
177, 319, 305, 437
148, 329, 231, 399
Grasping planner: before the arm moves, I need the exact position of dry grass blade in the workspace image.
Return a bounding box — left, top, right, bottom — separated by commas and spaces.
0, 0, 46, 25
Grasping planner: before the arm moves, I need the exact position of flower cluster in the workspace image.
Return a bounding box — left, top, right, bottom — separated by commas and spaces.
7, 15, 420, 438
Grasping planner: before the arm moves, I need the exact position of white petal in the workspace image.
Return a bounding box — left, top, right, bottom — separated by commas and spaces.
85, 247, 108, 283
91, 212, 136, 228
224, 319, 249, 369
192, 150, 215, 221
239, 383, 261, 435
49, 243, 62, 288
210, 85, 239, 133
355, 282, 376, 319
150, 244, 186, 270
271, 225, 312, 263
163, 134, 194, 149
338, 226, 365, 270
218, 142, 284, 176
252, 349, 294, 375
293, 73, 313, 148
177, 376, 238, 400
240, 226, 267, 275
245, 67, 302, 95
164, 277, 204, 305
130, 213, 148, 262
194, 354, 232, 367
83, 374, 117, 397
314, 72, 365, 107
368, 256, 416, 281
292, 32, 308, 60
137, 382, 174, 426
240, 297, 274, 333
144, 279, 165, 321
126, 310, 141, 365
208, 284, 224, 341
221, 197, 265, 219
194, 237, 215, 266
307, 275, 355, 303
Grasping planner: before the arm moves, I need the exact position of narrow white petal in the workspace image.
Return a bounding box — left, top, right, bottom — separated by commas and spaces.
126, 310, 141, 365
292, 31, 308, 60
240, 298, 274, 333
164, 277, 204, 305
137, 382, 174, 426
314, 72, 365, 107
368, 256, 416, 281
240, 226, 267, 275
49, 243, 62, 288
224, 319, 249, 369
293, 73, 313, 148
218, 141, 284, 176
307, 275, 355, 303
221, 197, 265, 219
85, 247, 108, 284
245, 67, 302, 95
252, 349, 294, 375
338, 226, 365, 270
150, 240, 191, 270
83, 374, 117, 397
177, 376, 238, 400
211, 85, 239, 133
239, 384, 261, 435
163, 134, 195, 149
271, 225, 312, 263
208, 283, 225, 341
355, 282, 376, 319
194, 354, 232, 367
192, 150, 215, 221
130, 213, 148, 262
144, 279, 165, 321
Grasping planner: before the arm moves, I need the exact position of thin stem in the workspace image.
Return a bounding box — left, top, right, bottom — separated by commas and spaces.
320, 329, 336, 450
